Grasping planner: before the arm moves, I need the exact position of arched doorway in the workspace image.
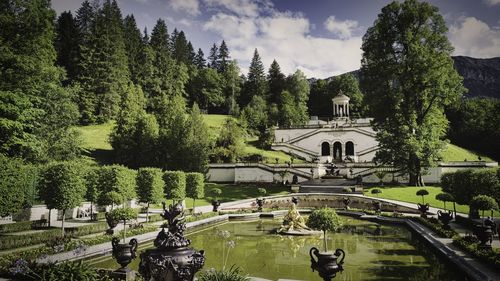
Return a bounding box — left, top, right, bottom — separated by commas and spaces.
346, 141, 354, 156
333, 142, 342, 160
321, 142, 330, 156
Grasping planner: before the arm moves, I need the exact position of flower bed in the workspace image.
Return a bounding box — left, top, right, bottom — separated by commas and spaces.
411, 217, 458, 238
453, 236, 500, 271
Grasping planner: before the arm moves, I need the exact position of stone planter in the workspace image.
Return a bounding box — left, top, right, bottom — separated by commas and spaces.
417, 203, 429, 218
310, 247, 345, 281
256, 198, 265, 212
473, 224, 493, 250
437, 210, 453, 229
211, 200, 220, 212
111, 237, 138, 271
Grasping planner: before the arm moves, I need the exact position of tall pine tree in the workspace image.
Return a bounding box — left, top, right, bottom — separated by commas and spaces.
123, 15, 143, 85
240, 48, 267, 107
194, 48, 206, 69
267, 59, 286, 105
217, 40, 230, 73
55, 11, 80, 83
207, 43, 218, 69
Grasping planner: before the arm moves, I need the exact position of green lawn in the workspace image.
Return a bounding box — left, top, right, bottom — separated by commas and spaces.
77, 121, 114, 150
364, 186, 500, 216
160, 183, 291, 208
441, 143, 492, 162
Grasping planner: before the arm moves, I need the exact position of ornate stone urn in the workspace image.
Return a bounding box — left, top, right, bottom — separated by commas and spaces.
112, 237, 138, 272
310, 247, 345, 281
139, 203, 205, 281
105, 212, 119, 235
473, 224, 493, 250
256, 198, 265, 212
372, 201, 382, 215
343, 197, 350, 210
211, 200, 220, 212
417, 203, 429, 217
437, 210, 453, 229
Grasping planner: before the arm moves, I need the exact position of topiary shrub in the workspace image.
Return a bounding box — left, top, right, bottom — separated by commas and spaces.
186, 173, 205, 213
163, 171, 186, 203
307, 207, 344, 252
416, 189, 429, 204
371, 188, 382, 197
96, 165, 137, 207
435, 192, 455, 210
470, 195, 499, 219
136, 168, 164, 222
107, 207, 137, 243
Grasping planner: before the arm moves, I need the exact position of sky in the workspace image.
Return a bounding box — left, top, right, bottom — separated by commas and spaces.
51, 0, 500, 79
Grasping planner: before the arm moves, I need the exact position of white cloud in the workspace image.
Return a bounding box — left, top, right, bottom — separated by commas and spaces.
168, 0, 200, 16
203, 0, 273, 17
484, 0, 500, 6
449, 16, 500, 58
204, 11, 362, 78
323, 16, 359, 39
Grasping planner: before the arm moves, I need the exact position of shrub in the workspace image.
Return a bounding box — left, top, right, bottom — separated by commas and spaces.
416, 189, 429, 204
435, 192, 455, 210
107, 207, 138, 242
470, 195, 499, 218
442, 168, 500, 206
96, 165, 137, 206
307, 207, 344, 252
198, 266, 250, 281
210, 188, 222, 200
0, 221, 33, 234
163, 171, 186, 201
136, 168, 164, 222
257, 188, 267, 197
413, 217, 458, 238
186, 173, 205, 212
453, 236, 500, 270
370, 188, 382, 197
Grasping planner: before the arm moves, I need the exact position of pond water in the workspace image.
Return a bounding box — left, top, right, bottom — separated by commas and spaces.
89, 217, 465, 281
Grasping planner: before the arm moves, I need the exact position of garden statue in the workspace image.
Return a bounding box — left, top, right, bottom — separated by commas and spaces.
139, 203, 205, 281
437, 210, 453, 229
256, 197, 265, 212
278, 197, 321, 235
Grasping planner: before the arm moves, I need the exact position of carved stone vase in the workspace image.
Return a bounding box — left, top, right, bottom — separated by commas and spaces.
473, 224, 493, 250
112, 237, 138, 271
310, 247, 345, 281
372, 201, 382, 215
256, 198, 265, 212
105, 213, 119, 235
417, 203, 429, 218
343, 197, 350, 210
437, 210, 453, 229
211, 200, 220, 212
139, 203, 205, 281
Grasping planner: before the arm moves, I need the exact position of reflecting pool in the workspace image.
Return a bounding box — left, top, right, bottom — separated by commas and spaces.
90, 217, 465, 280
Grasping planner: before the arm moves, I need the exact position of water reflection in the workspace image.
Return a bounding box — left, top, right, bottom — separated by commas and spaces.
91, 217, 466, 281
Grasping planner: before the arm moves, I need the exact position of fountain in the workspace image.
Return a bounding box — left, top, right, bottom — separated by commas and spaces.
277, 197, 321, 236
138, 203, 205, 281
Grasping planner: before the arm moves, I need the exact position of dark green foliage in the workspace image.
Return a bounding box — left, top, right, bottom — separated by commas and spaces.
190, 68, 224, 111
207, 43, 218, 69
210, 119, 244, 163
172, 30, 191, 65
307, 207, 343, 251
257, 188, 267, 196
416, 189, 429, 204
12, 260, 102, 281
217, 40, 230, 73
435, 192, 455, 210
447, 98, 500, 161
39, 161, 87, 234
441, 168, 500, 206
194, 48, 206, 69
371, 188, 382, 196
123, 15, 144, 85
267, 60, 286, 105
0, 221, 33, 234
96, 165, 137, 206
163, 171, 186, 201
0, 156, 39, 216
0, 0, 81, 162
136, 168, 164, 221
453, 236, 500, 270
360, 0, 465, 186
309, 74, 365, 118
413, 217, 458, 238
241, 95, 268, 133
55, 11, 80, 83
470, 195, 498, 217
210, 188, 222, 199
106, 207, 137, 222
186, 173, 205, 199
110, 83, 159, 168
240, 49, 267, 107
77, 0, 130, 123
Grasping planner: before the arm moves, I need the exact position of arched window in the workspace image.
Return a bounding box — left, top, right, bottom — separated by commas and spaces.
346, 141, 354, 156
321, 142, 330, 156
333, 142, 342, 160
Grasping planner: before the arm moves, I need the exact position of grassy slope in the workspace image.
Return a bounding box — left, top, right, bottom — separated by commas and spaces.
75, 115, 493, 165
364, 186, 500, 216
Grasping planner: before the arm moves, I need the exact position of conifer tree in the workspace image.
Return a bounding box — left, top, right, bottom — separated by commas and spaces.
123, 15, 143, 85
55, 11, 80, 83
208, 43, 218, 69
187, 42, 196, 65
267, 59, 286, 105
194, 48, 206, 69
241, 48, 267, 107
217, 40, 230, 73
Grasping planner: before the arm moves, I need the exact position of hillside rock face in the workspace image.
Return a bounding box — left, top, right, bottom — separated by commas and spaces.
327, 56, 500, 99
452, 56, 500, 99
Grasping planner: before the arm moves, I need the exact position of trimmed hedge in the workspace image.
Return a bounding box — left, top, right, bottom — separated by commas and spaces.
412, 217, 458, 238
453, 236, 500, 270
441, 168, 500, 206
0, 221, 33, 234
97, 165, 137, 206
163, 171, 186, 200
186, 173, 204, 200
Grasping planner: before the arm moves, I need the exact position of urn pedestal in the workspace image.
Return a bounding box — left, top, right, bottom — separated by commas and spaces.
417, 203, 429, 218
473, 224, 493, 250
437, 210, 453, 229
